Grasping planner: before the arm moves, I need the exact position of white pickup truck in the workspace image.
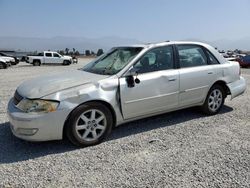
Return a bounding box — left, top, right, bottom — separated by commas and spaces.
26, 51, 73, 66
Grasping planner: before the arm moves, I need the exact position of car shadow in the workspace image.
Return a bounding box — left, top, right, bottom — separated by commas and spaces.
10, 63, 75, 69
0, 105, 233, 164
108, 105, 233, 140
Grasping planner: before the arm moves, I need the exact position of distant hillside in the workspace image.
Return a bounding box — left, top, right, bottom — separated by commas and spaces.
183, 37, 250, 51
0, 36, 250, 52
0, 36, 141, 52
210, 37, 250, 51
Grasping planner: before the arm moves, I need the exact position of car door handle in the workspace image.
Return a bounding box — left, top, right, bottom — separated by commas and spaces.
207, 71, 214, 74
168, 78, 177, 81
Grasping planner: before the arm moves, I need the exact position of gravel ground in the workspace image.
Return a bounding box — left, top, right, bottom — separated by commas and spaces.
0, 60, 249, 188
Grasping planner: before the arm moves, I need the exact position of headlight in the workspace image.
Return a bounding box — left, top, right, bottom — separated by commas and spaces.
17, 99, 59, 113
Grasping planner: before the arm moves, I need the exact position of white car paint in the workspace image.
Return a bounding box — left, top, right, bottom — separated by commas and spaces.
7, 41, 246, 143
0, 56, 15, 63
27, 51, 72, 65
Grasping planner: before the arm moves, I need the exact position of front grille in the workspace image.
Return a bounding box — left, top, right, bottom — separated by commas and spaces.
13, 90, 23, 105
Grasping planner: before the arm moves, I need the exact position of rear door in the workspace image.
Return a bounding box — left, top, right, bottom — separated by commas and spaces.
119, 45, 180, 119
177, 45, 219, 106
44, 52, 53, 64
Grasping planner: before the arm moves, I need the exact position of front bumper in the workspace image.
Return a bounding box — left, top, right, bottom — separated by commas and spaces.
7, 98, 71, 142
227, 76, 246, 99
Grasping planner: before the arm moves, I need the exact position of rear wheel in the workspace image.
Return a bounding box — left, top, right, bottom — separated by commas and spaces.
33, 60, 41, 66
0, 62, 7, 69
63, 60, 71, 65
201, 84, 225, 115
65, 102, 113, 147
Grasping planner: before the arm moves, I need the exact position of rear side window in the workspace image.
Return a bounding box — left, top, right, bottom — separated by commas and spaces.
45, 53, 52, 57
177, 45, 208, 68
206, 50, 220, 64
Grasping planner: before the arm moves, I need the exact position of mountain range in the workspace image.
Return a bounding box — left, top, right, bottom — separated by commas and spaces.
0, 36, 250, 52
0, 36, 141, 52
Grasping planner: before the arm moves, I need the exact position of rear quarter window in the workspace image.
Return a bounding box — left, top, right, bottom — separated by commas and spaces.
177, 45, 208, 68
206, 50, 220, 64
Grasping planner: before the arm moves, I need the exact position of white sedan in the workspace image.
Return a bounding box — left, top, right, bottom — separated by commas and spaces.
8, 41, 246, 147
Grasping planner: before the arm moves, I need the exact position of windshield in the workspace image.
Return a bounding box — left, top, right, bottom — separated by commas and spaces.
82, 47, 142, 75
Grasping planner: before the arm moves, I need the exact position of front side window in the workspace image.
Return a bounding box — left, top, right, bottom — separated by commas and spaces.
45, 53, 52, 57
83, 47, 142, 75
177, 45, 208, 68
133, 46, 174, 74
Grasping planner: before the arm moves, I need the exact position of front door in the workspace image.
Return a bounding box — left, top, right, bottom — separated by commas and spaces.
119, 45, 179, 119
52, 53, 62, 64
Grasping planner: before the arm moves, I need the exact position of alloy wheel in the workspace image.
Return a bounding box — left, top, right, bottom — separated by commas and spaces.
75, 109, 107, 142
208, 89, 223, 112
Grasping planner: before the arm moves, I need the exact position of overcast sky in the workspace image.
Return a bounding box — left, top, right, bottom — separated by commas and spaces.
1, 0, 250, 42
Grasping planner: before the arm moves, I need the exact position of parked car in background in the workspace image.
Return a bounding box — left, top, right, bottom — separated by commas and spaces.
0, 52, 19, 65
72, 56, 78, 64
219, 51, 229, 58
239, 55, 250, 68
0, 55, 15, 66
0, 57, 9, 69
226, 57, 242, 67
8, 41, 246, 147
26, 51, 73, 66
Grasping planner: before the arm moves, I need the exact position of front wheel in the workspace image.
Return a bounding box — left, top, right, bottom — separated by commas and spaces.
201, 85, 225, 115
65, 102, 113, 147
33, 61, 40, 66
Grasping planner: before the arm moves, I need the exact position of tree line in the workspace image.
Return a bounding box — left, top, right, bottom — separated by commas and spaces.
58, 48, 104, 56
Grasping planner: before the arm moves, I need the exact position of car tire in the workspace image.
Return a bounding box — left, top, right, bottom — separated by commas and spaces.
65, 102, 113, 147
0, 63, 7, 69
201, 84, 225, 115
33, 60, 40, 66
63, 60, 71, 65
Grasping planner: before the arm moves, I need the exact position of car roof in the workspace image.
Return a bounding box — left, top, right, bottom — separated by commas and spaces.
44, 51, 57, 53
116, 41, 212, 48
115, 41, 227, 64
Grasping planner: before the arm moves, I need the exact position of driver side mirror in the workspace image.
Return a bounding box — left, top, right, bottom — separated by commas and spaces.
125, 67, 140, 88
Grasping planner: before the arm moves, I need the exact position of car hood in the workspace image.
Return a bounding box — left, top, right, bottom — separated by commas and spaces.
0, 56, 14, 61
17, 70, 108, 99
63, 55, 72, 59
0, 57, 6, 62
